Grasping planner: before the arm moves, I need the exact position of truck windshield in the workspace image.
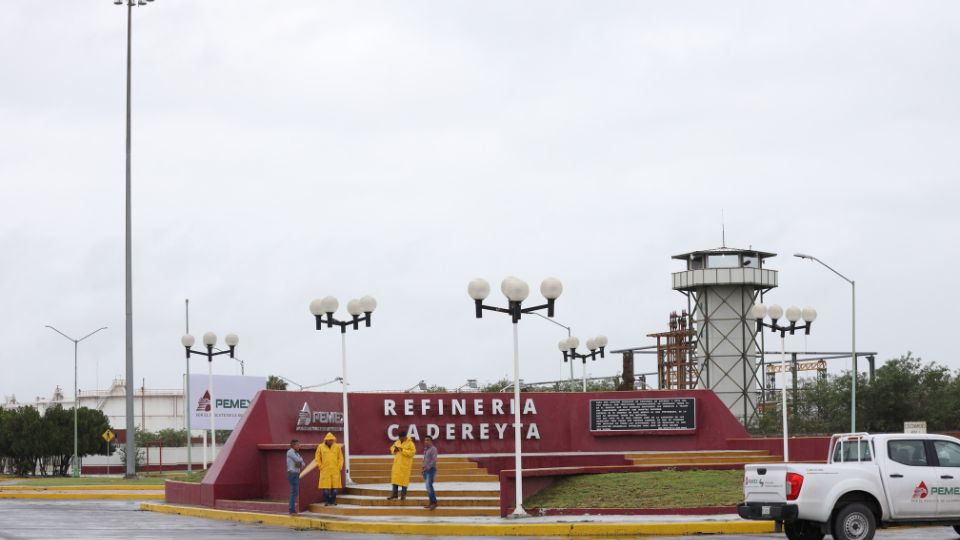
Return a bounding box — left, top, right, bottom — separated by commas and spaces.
833, 440, 872, 462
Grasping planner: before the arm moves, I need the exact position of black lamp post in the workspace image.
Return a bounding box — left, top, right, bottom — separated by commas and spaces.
467, 276, 562, 518
751, 304, 816, 462
180, 332, 238, 461
309, 295, 378, 484
558, 335, 608, 392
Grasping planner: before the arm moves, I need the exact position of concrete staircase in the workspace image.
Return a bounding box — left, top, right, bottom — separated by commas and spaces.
348, 456, 498, 484
307, 485, 501, 517
305, 456, 502, 517
625, 450, 781, 467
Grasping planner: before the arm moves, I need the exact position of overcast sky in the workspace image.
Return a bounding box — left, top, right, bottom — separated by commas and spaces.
2, 2, 958, 403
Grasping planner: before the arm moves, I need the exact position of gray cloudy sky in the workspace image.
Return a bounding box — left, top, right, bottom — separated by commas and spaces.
2, 2, 958, 402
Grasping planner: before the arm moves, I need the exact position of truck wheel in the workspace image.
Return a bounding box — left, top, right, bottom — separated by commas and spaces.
832, 503, 875, 540
783, 520, 824, 540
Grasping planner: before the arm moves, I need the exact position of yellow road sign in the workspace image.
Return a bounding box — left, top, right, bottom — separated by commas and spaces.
102, 429, 115, 443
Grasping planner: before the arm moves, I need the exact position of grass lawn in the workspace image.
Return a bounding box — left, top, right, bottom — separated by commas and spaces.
524, 469, 744, 509
16, 476, 166, 487
13, 470, 206, 487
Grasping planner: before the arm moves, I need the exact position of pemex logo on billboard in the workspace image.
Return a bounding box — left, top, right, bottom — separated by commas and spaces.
189, 374, 266, 430
296, 402, 344, 432
196, 390, 212, 412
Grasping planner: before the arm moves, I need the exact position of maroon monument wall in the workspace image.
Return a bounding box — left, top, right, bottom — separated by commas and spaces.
172, 388, 757, 510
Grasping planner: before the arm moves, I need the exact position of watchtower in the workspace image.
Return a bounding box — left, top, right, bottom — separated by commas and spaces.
672, 247, 777, 424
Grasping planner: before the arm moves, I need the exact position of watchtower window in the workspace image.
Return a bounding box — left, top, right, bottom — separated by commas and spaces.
689, 256, 704, 270
706, 254, 739, 268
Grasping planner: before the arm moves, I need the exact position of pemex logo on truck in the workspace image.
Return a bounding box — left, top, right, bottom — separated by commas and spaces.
913, 481, 929, 501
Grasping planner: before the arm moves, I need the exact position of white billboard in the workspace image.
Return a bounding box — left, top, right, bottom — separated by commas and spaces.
189, 374, 265, 430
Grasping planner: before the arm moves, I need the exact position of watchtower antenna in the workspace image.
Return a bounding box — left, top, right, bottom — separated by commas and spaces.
721, 209, 726, 247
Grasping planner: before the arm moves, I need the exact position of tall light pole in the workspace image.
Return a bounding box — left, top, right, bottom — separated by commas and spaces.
558, 336, 608, 392
309, 295, 378, 485
795, 253, 856, 432
468, 276, 563, 518
113, 0, 157, 479
750, 304, 816, 462
531, 312, 575, 380
184, 299, 191, 473
45, 326, 108, 478
181, 332, 239, 461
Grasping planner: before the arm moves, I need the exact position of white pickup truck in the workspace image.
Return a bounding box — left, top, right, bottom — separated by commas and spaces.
738, 433, 960, 540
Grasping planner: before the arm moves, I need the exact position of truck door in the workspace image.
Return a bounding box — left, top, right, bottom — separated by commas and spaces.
932, 440, 960, 517
881, 439, 938, 518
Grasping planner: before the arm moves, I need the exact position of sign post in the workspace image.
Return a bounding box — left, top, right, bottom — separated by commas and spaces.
102, 430, 115, 476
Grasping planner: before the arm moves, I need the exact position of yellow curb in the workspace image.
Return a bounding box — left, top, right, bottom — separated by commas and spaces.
140, 502, 776, 536
0, 485, 164, 491
0, 492, 165, 500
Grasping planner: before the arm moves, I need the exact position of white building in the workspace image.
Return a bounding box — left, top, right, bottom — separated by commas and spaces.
2, 379, 185, 433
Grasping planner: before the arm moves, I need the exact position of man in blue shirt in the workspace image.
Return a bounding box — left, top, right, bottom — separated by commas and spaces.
286, 439, 305, 515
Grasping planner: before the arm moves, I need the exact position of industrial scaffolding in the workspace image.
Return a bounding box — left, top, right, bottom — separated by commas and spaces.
649, 311, 697, 390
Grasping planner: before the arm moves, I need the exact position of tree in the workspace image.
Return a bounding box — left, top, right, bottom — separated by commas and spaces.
266, 375, 288, 390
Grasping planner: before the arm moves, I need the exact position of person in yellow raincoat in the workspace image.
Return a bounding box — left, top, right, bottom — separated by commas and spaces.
387, 429, 416, 500
300, 432, 344, 506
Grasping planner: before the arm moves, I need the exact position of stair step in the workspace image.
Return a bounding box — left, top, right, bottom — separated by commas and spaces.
307, 504, 500, 517
351, 475, 497, 484
350, 464, 485, 473
624, 451, 770, 459
336, 495, 498, 507
628, 456, 780, 465
350, 457, 474, 464
344, 486, 498, 498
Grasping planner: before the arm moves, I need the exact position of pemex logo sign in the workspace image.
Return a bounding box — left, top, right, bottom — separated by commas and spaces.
296, 402, 344, 432
913, 481, 929, 501
196, 390, 212, 412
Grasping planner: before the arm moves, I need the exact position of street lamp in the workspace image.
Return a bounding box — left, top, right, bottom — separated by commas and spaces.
468, 276, 562, 518
114, 0, 159, 479
751, 304, 816, 462
181, 331, 238, 461
405, 380, 429, 392
558, 335, 608, 392
309, 294, 377, 485
530, 312, 575, 380
277, 375, 343, 391
45, 325, 108, 478
794, 253, 857, 432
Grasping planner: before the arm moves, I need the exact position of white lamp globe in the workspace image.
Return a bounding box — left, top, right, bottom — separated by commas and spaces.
785, 306, 802, 323
540, 277, 563, 300
347, 299, 363, 316
500, 276, 520, 298
750, 303, 767, 320
309, 299, 325, 316
502, 277, 530, 302
567, 336, 580, 350
202, 332, 217, 347
802, 307, 818, 323
181, 334, 195, 348
558, 338, 570, 352
596, 335, 609, 348
359, 295, 377, 313
586, 338, 598, 351
319, 296, 339, 314
225, 333, 239, 347
468, 278, 490, 300
767, 304, 784, 321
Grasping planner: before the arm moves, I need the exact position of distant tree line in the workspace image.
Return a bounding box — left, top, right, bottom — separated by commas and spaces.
751, 353, 960, 435
0, 405, 111, 476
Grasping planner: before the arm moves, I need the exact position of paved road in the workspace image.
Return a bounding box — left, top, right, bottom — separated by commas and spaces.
0, 500, 958, 539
